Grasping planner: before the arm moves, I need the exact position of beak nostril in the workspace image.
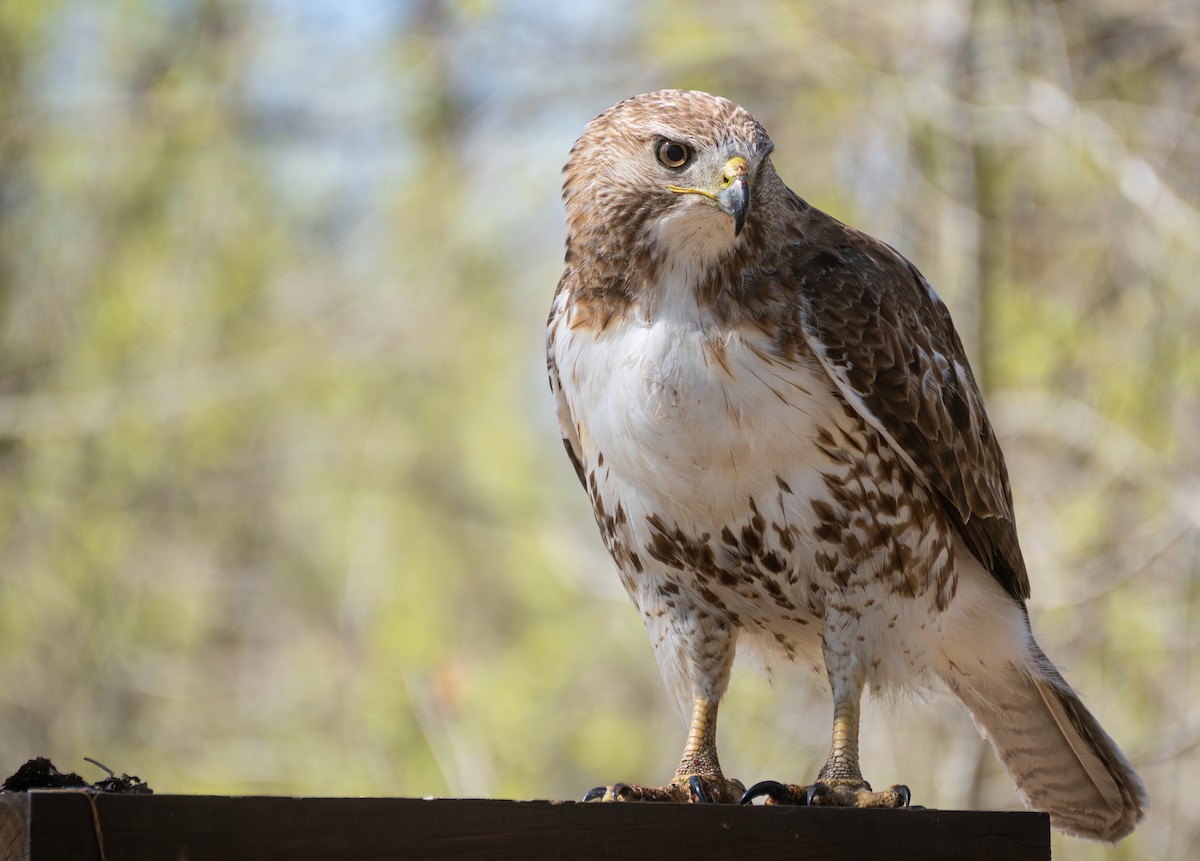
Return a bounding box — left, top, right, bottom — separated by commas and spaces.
721, 156, 750, 189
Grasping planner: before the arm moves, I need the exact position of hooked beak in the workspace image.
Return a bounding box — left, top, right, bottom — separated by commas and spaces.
668, 156, 752, 237
716, 157, 750, 236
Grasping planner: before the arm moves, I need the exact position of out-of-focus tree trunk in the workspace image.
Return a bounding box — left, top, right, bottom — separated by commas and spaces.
959, 0, 1009, 395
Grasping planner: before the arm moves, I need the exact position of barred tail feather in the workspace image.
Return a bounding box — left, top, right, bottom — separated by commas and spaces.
951, 648, 1147, 841
941, 556, 1147, 841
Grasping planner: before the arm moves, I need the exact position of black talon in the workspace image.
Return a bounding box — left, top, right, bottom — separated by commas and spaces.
894, 784, 912, 808
806, 783, 829, 806
688, 775, 713, 804
740, 779, 787, 805
583, 785, 607, 802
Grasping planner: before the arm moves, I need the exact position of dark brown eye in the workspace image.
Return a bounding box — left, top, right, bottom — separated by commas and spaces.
657, 140, 689, 168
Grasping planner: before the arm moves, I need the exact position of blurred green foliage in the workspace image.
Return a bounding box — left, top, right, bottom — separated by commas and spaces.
0, 1, 1196, 859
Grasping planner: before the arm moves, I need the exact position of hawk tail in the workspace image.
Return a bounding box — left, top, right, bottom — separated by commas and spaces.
951, 646, 1147, 841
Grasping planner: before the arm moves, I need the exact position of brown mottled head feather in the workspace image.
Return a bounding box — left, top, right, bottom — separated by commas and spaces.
558, 90, 775, 324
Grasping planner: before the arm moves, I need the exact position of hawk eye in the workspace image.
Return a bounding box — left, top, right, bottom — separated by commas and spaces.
657, 140, 690, 169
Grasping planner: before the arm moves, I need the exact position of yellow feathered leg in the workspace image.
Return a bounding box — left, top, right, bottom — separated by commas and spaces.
584, 695, 745, 804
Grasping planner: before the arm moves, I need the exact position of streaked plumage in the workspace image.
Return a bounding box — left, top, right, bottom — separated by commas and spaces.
548, 89, 1146, 840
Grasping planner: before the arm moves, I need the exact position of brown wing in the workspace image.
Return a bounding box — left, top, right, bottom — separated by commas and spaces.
786, 221, 1029, 602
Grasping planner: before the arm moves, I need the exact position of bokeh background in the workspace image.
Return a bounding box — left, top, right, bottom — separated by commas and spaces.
0, 1, 1196, 858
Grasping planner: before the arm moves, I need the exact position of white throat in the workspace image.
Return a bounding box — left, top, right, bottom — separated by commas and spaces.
643, 204, 739, 320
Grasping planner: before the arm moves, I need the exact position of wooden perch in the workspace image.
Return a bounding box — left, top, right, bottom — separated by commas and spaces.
0, 793, 1050, 860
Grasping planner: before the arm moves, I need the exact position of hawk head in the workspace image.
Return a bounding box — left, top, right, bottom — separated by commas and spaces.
563, 90, 777, 269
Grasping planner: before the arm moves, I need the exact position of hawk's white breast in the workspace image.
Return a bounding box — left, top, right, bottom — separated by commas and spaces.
555, 267, 840, 529
552, 257, 958, 701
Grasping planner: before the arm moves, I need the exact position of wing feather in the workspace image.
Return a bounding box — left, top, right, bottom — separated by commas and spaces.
779, 219, 1029, 601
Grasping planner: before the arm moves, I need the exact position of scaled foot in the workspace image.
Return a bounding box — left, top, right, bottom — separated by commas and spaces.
584, 774, 746, 804
741, 778, 910, 808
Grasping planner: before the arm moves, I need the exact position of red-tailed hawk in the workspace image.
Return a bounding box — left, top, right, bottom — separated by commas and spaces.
547, 90, 1147, 841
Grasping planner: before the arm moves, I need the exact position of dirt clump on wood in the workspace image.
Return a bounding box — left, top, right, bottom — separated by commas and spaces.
2, 756, 153, 794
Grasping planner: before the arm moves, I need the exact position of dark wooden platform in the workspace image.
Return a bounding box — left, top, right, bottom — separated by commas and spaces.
0, 793, 1050, 860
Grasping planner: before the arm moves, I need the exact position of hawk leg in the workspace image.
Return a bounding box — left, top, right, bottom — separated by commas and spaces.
741, 687, 910, 808
584, 694, 745, 804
